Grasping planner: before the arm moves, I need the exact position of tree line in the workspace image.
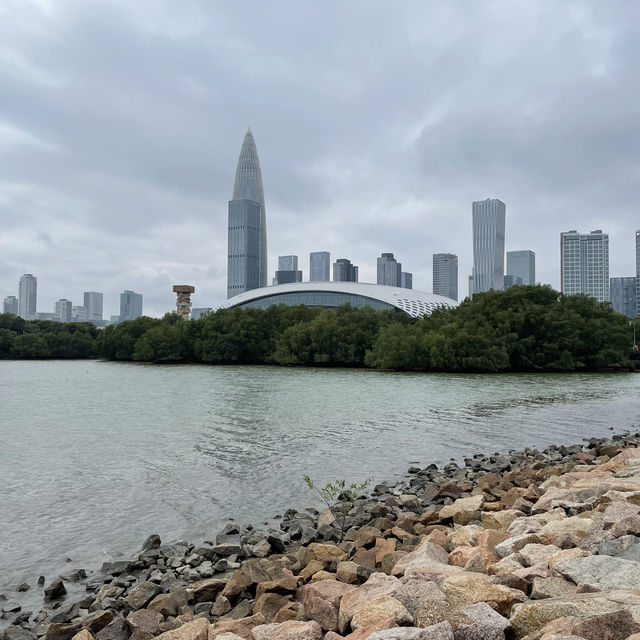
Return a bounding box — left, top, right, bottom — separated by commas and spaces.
1, 286, 634, 371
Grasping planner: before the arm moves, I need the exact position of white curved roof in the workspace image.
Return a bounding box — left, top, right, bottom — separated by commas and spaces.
222, 281, 458, 318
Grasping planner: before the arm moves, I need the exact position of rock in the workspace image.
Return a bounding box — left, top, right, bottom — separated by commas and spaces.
148, 590, 189, 617
374, 539, 397, 565
2, 627, 37, 640
50, 602, 81, 624
142, 535, 161, 551
487, 555, 524, 576
598, 535, 640, 562
518, 544, 561, 567
297, 580, 355, 632
251, 620, 322, 640
392, 580, 445, 615
438, 496, 484, 525
391, 539, 460, 580
569, 608, 640, 640
463, 553, 487, 574
555, 555, 640, 590
455, 602, 511, 640
547, 548, 591, 571
481, 510, 524, 531
155, 619, 209, 640
71, 632, 94, 640
413, 600, 471, 630
124, 581, 161, 610
81, 611, 116, 636
253, 594, 291, 623
209, 613, 266, 640
476, 530, 512, 552
509, 589, 640, 638
440, 572, 526, 617
212, 595, 232, 617
339, 574, 401, 633
537, 516, 595, 546
252, 540, 272, 558
310, 570, 336, 582
187, 578, 228, 604
367, 624, 453, 640
304, 544, 347, 566
350, 596, 413, 630
44, 622, 83, 640
101, 562, 131, 577
44, 578, 67, 600
507, 518, 542, 537
493, 534, 542, 559
126, 610, 164, 635
530, 577, 577, 600
222, 599, 253, 621
94, 617, 128, 640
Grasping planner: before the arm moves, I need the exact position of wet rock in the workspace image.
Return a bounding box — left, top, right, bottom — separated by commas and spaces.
50, 603, 80, 624
101, 562, 131, 577
44, 578, 67, 601
142, 535, 161, 551
2, 627, 37, 640
17, 583, 30, 592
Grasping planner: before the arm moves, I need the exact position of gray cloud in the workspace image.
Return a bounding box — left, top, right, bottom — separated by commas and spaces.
0, 0, 638, 316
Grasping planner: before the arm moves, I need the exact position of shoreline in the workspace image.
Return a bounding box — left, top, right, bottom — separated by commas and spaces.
2, 429, 640, 640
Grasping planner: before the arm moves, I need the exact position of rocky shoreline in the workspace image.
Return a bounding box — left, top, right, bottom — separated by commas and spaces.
2, 431, 640, 640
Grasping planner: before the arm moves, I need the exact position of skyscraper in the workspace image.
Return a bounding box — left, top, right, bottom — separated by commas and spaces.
560, 230, 609, 302
18, 273, 37, 319
274, 255, 302, 285
3, 296, 18, 315
433, 253, 458, 301
472, 199, 505, 294
377, 253, 402, 287
120, 290, 143, 322
333, 258, 358, 282
84, 291, 103, 323
227, 129, 267, 298
507, 250, 536, 285
610, 277, 637, 319
636, 230, 640, 318
401, 272, 413, 289
54, 299, 72, 323
310, 252, 330, 282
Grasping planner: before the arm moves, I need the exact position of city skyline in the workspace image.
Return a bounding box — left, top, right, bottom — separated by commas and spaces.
0, 3, 638, 316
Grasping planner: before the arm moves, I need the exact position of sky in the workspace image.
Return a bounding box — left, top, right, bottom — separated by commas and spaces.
1, 0, 639, 318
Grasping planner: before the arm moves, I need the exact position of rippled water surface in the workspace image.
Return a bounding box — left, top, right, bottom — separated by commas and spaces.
1, 360, 639, 598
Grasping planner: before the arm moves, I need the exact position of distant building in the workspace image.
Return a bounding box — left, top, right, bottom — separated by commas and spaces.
72, 306, 89, 322
18, 273, 37, 319
610, 277, 637, 319
54, 299, 72, 323
274, 255, 302, 285
561, 230, 609, 302
504, 275, 523, 288
83, 291, 103, 323
310, 252, 331, 282
377, 253, 402, 287
401, 272, 413, 290
120, 290, 143, 322
472, 199, 505, 293
636, 231, 640, 318
109, 315, 121, 325
191, 308, 212, 320
227, 129, 267, 298
507, 250, 535, 285
3, 295, 18, 315
433, 253, 458, 301
468, 275, 474, 298
35, 312, 55, 321
333, 258, 358, 282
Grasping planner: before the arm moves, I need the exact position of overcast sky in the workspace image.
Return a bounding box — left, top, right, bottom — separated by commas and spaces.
1, 1, 639, 317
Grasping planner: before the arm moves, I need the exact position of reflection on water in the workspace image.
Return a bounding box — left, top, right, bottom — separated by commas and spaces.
0, 361, 639, 602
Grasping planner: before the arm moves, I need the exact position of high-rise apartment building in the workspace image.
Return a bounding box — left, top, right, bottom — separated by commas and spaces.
54, 299, 72, 323
274, 255, 302, 285
433, 253, 458, 301
83, 291, 103, 323
227, 129, 267, 298
507, 250, 536, 285
310, 252, 331, 282
333, 258, 358, 282
504, 275, 523, 288
18, 273, 37, 319
72, 305, 89, 322
560, 230, 610, 302
120, 290, 143, 322
401, 272, 413, 289
472, 199, 505, 294
610, 277, 637, 319
377, 253, 402, 287
3, 296, 18, 315
636, 230, 640, 318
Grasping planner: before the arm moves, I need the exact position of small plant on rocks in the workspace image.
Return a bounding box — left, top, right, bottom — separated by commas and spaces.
303, 475, 372, 540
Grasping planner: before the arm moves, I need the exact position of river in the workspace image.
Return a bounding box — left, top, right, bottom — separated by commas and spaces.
1, 360, 639, 606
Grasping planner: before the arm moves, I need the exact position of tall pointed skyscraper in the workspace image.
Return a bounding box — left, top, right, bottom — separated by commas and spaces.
227, 129, 267, 298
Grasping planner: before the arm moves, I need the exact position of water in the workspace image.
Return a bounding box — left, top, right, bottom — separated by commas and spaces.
1, 360, 639, 609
